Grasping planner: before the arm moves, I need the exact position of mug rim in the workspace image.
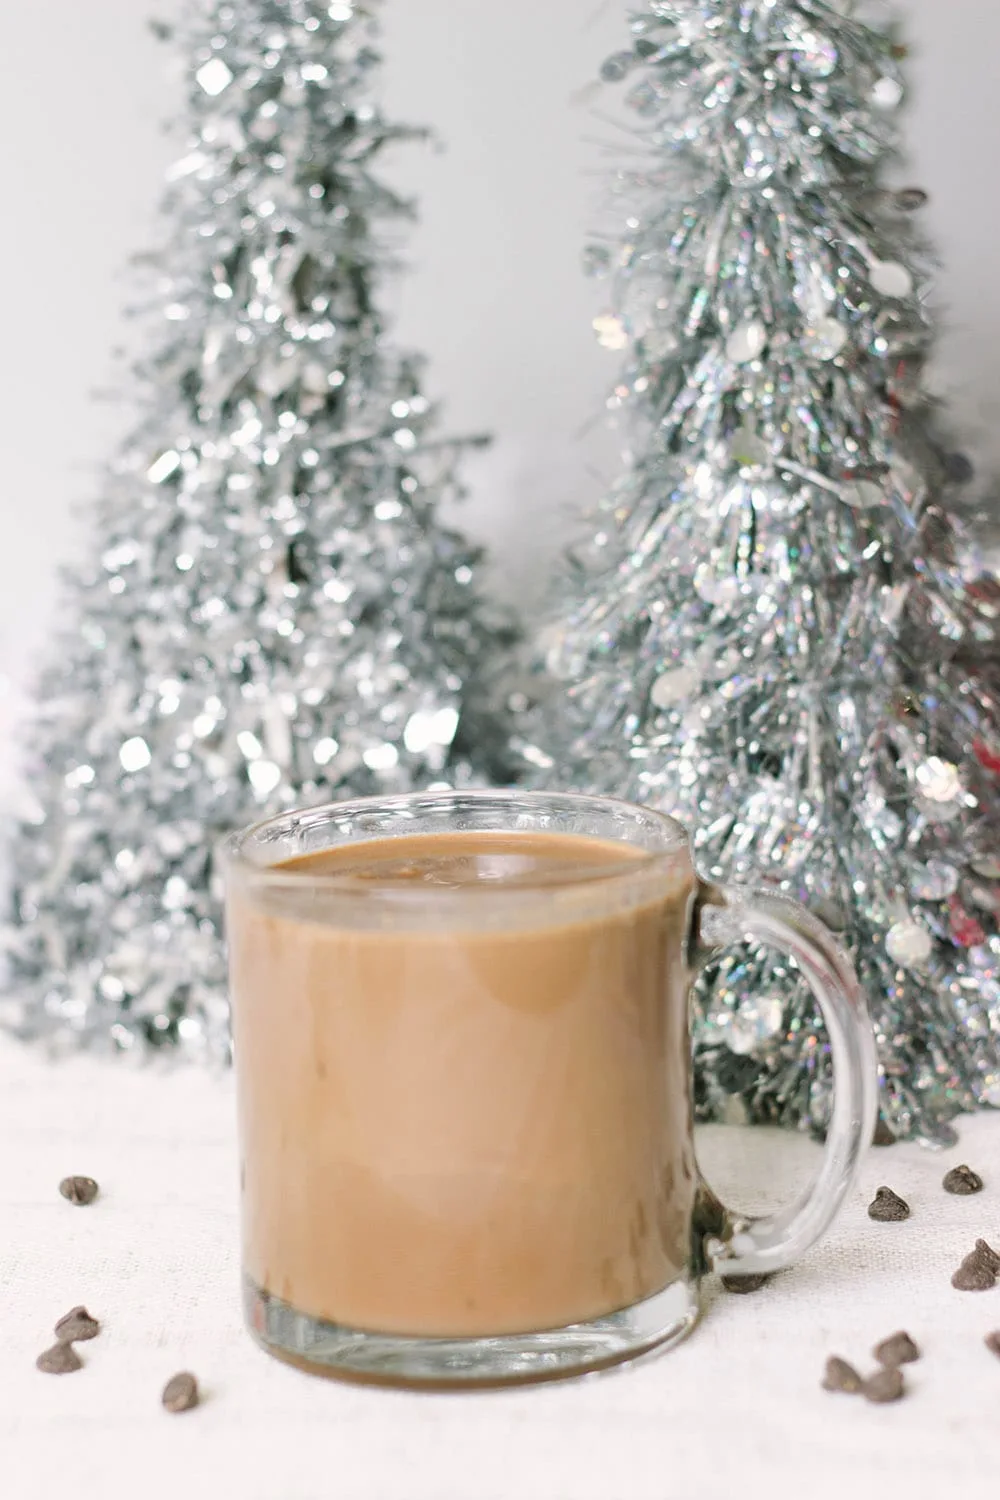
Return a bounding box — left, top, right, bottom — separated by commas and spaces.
219, 787, 691, 903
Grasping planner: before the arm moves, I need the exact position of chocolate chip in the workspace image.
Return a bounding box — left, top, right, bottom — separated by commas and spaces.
868, 1186, 910, 1222
863, 1366, 905, 1403
822, 1356, 863, 1394
985, 1331, 1000, 1359
162, 1372, 199, 1413
59, 1175, 99, 1206
54, 1306, 100, 1344
872, 1117, 896, 1147
721, 1273, 770, 1294
942, 1164, 984, 1195
951, 1253, 997, 1292
873, 1331, 919, 1366
36, 1342, 83, 1375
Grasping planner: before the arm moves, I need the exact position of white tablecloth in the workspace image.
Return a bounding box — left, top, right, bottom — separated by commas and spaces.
2, 1034, 999, 1500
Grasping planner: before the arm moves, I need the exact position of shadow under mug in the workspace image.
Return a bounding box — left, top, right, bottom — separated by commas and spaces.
221, 788, 877, 1388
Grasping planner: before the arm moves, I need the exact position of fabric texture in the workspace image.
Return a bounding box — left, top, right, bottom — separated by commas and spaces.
1, 1034, 998, 1500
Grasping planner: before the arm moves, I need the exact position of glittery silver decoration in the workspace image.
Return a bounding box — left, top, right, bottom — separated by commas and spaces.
885, 921, 933, 969
514, 1, 1000, 1144
800, 317, 847, 361
785, 21, 837, 79
841, 479, 884, 511
726, 319, 767, 364
915, 756, 962, 804
1, 0, 515, 1064
871, 75, 904, 110
650, 665, 700, 709
725, 996, 786, 1055
869, 259, 913, 298
594, 312, 629, 350
910, 860, 959, 902
727, 425, 769, 468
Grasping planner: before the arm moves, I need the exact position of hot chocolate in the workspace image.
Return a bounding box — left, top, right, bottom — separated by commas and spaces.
227, 829, 698, 1338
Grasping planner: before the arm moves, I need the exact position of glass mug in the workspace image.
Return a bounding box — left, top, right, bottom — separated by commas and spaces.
222, 789, 876, 1387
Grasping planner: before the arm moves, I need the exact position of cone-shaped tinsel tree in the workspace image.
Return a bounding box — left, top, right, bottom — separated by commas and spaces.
516, 0, 1000, 1143
3, 0, 513, 1063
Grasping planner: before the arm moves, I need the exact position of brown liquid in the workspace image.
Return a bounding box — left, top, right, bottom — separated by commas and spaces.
228, 831, 698, 1338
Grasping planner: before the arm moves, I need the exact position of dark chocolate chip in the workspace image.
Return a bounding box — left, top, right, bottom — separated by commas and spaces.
951, 1253, 997, 1292
59, 1176, 99, 1206
985, 1331, 1000, 1360
873, 1331, 919, 1366
822, 1356, 863, 1394
868, 1186, 910, 1222
36, 1342, 83, 1375
872, 1117, 896, 1147
721, 1273, 770, 1294
863, 1366, 905, 1403
942, 1164, 984, 1195
54, 1306, 100, 1344
162, 1372, 199, 1413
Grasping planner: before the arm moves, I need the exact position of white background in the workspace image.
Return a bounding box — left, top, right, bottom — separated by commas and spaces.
0, 0, 997, 746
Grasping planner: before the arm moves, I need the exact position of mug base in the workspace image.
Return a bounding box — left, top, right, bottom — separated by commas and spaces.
243, 1273, 700, 1389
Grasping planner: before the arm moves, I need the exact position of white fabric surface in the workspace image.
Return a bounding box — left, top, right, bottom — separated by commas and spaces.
2, 1033, 999, 1500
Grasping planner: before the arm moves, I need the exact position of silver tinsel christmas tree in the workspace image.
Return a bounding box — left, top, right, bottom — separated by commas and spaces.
516, 0, 1000, 1143
2, 0, 513, 1063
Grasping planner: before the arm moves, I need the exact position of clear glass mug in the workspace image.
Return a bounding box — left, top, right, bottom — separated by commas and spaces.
222, 789, 876, 1388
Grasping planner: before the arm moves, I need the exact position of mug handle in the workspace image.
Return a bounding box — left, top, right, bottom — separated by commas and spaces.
693, 882, 878, 1277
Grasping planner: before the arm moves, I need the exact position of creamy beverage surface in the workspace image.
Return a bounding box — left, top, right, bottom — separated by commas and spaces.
228, 830, 699, 1337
